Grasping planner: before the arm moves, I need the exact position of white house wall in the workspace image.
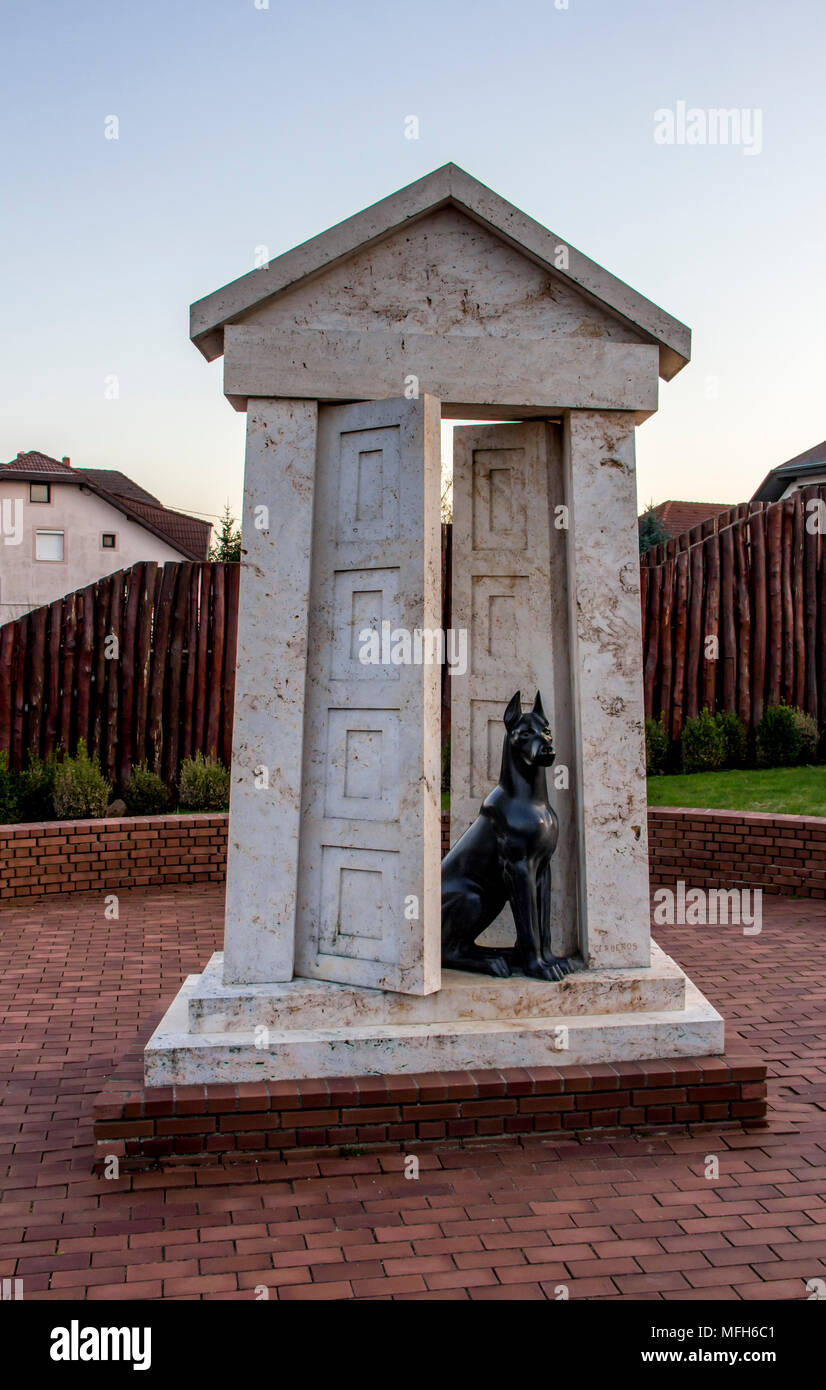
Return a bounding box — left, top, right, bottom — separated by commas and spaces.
0, 480, 185, 622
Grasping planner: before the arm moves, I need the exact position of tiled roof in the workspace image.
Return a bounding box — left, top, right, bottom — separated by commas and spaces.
752, 440, 826, 502
74, 469, 162, 507
118, 499, 211, 560
0, 450, 211, 561
2, 450, 73, 474
648, 499, 734, 540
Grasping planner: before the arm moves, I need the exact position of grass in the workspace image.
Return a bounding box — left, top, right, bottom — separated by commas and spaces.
647, 764, 826, 817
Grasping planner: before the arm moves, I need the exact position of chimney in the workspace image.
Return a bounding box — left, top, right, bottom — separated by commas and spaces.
62, 456, 71, 467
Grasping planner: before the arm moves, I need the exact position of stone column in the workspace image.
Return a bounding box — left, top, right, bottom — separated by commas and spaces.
563, 410, 651, 970
222, 399, 318, 984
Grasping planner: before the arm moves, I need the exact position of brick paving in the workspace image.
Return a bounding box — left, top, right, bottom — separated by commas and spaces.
1, 884, 824, 1301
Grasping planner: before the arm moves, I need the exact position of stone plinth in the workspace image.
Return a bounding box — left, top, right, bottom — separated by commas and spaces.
144, 946, 722, 1086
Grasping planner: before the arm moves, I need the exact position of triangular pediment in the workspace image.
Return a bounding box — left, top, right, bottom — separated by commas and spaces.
191, 165, 690, 380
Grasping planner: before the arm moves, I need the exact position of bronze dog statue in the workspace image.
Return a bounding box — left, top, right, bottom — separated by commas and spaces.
442, 691, 573, 981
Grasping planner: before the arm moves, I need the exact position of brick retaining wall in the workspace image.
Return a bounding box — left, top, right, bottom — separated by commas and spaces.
2, 806, 824, 901
0, 814, 227, 899
648, 807, 826, 899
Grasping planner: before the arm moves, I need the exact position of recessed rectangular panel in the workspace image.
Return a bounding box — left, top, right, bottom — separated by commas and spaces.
488, 468, 513, 533
318, 845, 400, 961
356, 452, 383, 522
324, 708, 401, 821
337, 425, 400, 543
344, 730, 381, 800
331, 567, 401, 681
469, 699, 508, 800
471, 448, 527, 551
470, 574, 529, 675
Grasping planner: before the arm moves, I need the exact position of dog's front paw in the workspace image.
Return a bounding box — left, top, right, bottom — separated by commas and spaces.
525, 955, 572, 982
546, 955, 573, 981
443, 947, 512, 979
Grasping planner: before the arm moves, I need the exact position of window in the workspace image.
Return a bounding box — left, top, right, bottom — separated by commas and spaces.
30, 482, 51, 503
101, 532, 117, 549
35, 530, 64, 562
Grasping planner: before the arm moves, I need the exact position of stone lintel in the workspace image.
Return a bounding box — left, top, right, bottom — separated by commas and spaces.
222, 325, 660, 420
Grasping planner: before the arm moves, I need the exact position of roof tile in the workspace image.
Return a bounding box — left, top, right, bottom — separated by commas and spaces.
649, 500, 734, 540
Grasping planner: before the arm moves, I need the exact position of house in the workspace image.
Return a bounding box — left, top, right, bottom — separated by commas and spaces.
0, 451, 211, 622
640, 438, 826, 549
751, 439, 826, 502
643, 498, 735, 541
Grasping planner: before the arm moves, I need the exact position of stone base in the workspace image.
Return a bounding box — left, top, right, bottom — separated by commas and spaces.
144, 944, 724, 1086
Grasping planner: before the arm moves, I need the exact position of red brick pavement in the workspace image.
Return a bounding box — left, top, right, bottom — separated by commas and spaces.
1, 884, 824, 1301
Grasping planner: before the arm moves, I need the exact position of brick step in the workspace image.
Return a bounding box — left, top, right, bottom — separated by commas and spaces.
93, 1054, 768, 1172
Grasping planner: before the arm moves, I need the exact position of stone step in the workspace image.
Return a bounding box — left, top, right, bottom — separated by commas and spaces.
145, 972, 722, 1086
185, 942, 687, 1036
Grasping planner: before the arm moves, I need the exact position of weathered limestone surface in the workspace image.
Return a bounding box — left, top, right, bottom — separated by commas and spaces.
192, 165, 691, 379
293, 395, 442, 995
243, 207, 643, 340
222, 400, 317, 985
187, 941, 686, 1032
221, 206, 660, 417
145, 970, 722, 1085
223, 324, 659, 417
564, 410, 651, 970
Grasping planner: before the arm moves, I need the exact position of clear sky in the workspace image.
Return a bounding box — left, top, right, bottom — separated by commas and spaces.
2, 0, 824, 528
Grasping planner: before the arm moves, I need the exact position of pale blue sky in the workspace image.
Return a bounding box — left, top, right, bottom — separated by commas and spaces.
1, 0, 823, 525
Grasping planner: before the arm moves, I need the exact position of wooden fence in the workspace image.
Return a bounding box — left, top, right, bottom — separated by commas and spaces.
641, 500, 769, 567
0, 526, 455, 785
641, 485, 826, 741
0, 562, 240, 784
5, 502, 822, 784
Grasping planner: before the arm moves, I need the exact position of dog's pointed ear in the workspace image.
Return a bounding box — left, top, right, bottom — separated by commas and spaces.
533, 691, 547, 721
504, 691, 522, 730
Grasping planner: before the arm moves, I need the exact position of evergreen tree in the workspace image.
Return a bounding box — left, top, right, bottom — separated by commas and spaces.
638, 503, 670, 555
210, 503, 242, 562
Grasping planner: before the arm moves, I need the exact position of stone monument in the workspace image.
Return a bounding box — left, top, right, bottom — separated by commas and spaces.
145, 164, 723, 1083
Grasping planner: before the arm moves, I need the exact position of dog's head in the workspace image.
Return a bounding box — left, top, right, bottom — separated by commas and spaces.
503, 691, 555, 767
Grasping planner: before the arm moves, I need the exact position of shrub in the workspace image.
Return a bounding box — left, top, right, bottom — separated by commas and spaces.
178, 753, 230, 812
122, 763, 170, 816
791, 706, 819, 763
756, 703, 798, 766
52, 740, 111, 820
756, 702, 818, 767
681, 708, 725, 773
17, 752, 58, 821
645, 715, 669, 775
714, 710, 748, 769
0, 751, 18, 823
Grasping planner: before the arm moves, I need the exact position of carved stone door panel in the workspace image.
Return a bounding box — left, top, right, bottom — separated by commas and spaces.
450, 420, 578, 958
295, 395, 442, 994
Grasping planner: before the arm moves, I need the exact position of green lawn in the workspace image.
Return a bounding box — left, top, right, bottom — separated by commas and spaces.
647, 764, 826, 817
